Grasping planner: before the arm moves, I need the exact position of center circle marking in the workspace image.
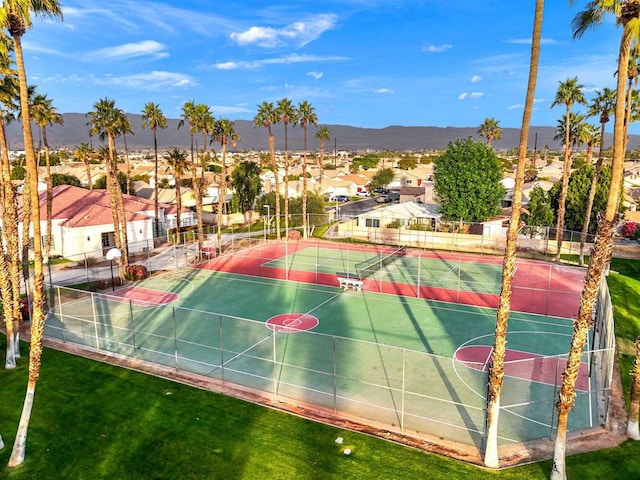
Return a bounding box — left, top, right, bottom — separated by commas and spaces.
266, 313, 319, 333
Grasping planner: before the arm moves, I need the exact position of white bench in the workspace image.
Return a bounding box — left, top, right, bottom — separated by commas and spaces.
338, 276, 363, 292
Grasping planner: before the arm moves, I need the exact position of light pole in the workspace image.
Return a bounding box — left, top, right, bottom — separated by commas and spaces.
263, 204, 270, 242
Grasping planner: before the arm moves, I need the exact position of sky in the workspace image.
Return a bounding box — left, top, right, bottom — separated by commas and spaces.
21, 1, 630, 133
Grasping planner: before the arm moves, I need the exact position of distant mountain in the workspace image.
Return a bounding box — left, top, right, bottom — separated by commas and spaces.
6, 113, 638, 152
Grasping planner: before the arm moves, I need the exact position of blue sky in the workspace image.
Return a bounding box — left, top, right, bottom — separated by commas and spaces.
22, 1, 627, 132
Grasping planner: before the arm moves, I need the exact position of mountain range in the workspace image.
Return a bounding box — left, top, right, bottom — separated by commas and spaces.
6, 113, 639, 153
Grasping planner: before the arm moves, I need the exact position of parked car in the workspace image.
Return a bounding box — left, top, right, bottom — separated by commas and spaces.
331, 195, 349, 202
356, 190, 370, 197
375, 194, 392, 203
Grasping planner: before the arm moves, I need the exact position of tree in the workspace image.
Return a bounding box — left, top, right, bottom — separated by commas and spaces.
550, 164, 612, 233
141, 102, 167, 235
50, 173, 81, 187
370, 167, 395, 191
477, 117, 502, 148
87, 98, 130, 275
315, 126, 331, 192
522, 185, 554, 231
483, 0, 543, 467
211, 118, 238, 249
551, 3, 640, 478
29, 91, 62, 261
296, 100, 317, 239
580, 88, 616, 267
434, 138, 505, 222
1, 0, 63, 467
73, 142, 94, 189
164, 148, 189, 235
276, 97, 297, 233
232, 160, 262, 212
192, 103, 214, 257
550, 76, 587, 261
254, 101, 281, 239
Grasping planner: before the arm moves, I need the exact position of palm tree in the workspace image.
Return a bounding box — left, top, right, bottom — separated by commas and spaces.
116, 111, 133, 194
296, 101, 317, 239
141, 102, 167, 236
551, 2, 640, 479
73, 142, 95, 189
579, 88, 616, 266
178, 100, 197, 166
624, 42, 640, 153
191, 103, 214, 257
315, 126, 331, 193
254, 101, 281, 239
276, 97, 297, 234
477, 117, 502, 148
212, 119, 239, 249
0, 45, 22, 370
483, 0, 543, 468
0, 0, 63, 467
164, 148, 189, 236
86, 98, 130, 275
29, 91, 62, 261
550, 77, 587, 261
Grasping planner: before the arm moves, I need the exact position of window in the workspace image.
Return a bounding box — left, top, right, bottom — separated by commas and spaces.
101, 232, 114, 248
365, 218, 380, 228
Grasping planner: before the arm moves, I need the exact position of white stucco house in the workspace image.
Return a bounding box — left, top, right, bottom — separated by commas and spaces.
356, 202, 442, 229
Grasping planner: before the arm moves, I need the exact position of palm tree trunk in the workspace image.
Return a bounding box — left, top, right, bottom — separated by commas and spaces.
579, 122, 607, 266
628, 336, 640, 439
318, 140, 325, 193
284, 126, 290, 234
8, 31, 47, 468
302, 125, 308, 239
153, 128, 159, 236
269, 134, 281, 240
217, 142, 227, 250
551, 25, 632, 480
176, 174, 182, 233
484, 0, 543, 468
85, 158, 93, 190
555, 106, 572, 262
106, 135, 126, 279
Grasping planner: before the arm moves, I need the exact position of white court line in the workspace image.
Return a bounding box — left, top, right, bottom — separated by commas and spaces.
222, 335, 273, 367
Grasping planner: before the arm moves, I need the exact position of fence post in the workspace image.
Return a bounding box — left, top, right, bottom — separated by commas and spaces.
333, 336, 337, 414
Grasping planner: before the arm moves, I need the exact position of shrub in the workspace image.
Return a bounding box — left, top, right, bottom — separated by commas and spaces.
125, 264, 148, 281
622, 222, 638, 239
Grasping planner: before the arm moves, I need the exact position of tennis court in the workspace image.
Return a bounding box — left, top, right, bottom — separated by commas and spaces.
44, 241, 605, 450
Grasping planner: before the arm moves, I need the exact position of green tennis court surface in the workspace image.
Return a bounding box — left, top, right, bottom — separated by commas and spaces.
45, 258, 599, 449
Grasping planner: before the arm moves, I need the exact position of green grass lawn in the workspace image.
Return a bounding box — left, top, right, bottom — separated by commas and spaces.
0, 259, 639, 479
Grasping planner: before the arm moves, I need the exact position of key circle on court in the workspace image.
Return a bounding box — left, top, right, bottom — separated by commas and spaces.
266, 313, 319, 332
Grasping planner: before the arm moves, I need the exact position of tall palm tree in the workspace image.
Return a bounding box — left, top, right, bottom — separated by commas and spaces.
141, 102, 167, 235
212, 119, 239, 249
296, 101, 317, 239
164, 148, 189, 236
29, 91, 62, 261
315, 126, 331, 193
0, 46, 22, 370
579, 88, 616, 266
276, 98, 297, 234
551, 2, 640, 478
86, 98, 130, 275
550, 77, 587, 261
178, 100, 197, 166
116, 111, 132, 195
73, 142, 95, 189
477, 117, 502, 148
0, 0, 63, 467
191, 103, 214, 257
624, 41, 640, 153
483, 0, 544, 468
254, 101, 281, 240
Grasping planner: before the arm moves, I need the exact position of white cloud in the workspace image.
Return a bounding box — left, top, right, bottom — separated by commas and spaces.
458, 92, 484, 100
307, 71, 324, 79
86, 40, 168, 61
214, 53, 347, 70
231, 14, 337, 48
471, 75, 481, 83
422, 44, 452, 53
97, 71, 196, 89
211, 105, 254, 115
374, 88, 394, 94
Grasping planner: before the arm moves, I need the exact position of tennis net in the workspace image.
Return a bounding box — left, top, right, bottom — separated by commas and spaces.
355, 245, 407, 280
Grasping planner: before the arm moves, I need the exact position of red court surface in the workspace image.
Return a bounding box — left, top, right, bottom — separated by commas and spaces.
109, 286, 179, 305
198, 241, 584, 319
454, 345, 590, 392
266, 313, 319, 332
